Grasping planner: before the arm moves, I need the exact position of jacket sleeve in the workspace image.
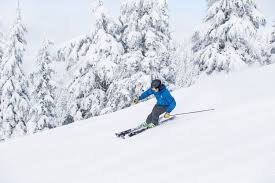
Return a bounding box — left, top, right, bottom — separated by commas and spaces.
165, 91, 176, 113
138, 88, 153, 101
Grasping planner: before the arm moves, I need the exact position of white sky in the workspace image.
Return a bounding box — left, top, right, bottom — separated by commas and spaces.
0, 0, 274, 70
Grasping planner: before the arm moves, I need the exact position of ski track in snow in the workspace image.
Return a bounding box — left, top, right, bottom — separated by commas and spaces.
0, 65, 275, 183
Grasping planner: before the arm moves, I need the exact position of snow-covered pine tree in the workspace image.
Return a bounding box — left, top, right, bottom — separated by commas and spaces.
0, 22, 3, 135
121, 0, 175, 81
28, 38, 57, 134
257, 28, 272, 65
91, 0, 124, 92
192, 0, 266, 74
0, 2, 30, 140
57, 35, 93, 72
55, 87, 75, 125
175, 40, 197, 88
271, 21, 275, 62
0, 27, 4, 61
66, 0, 123, 121
105, 0, 175, 113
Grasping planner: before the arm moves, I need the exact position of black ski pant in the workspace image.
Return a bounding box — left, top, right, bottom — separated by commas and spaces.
146, 105, 166, 125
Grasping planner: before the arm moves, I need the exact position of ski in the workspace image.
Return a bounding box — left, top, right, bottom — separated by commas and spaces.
115, 129, 132, 138
116, 118, 162, 138
127, 127, 149, 138
115, 116, 166, 138
123, 116, 176, 138
115, 124, 144, 138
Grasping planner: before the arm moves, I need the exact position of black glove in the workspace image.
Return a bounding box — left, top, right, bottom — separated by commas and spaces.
133, 98, 139, 104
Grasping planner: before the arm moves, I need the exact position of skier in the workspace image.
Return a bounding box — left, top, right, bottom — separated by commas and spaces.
134, 79, 176, 128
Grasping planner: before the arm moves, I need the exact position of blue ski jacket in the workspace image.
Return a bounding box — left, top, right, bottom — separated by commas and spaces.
138, 85, 176, 113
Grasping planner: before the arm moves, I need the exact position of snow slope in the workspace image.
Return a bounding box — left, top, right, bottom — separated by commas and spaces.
1, 65, 275, 183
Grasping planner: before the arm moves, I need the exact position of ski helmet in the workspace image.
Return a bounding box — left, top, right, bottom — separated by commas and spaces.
151, 79, 161, 89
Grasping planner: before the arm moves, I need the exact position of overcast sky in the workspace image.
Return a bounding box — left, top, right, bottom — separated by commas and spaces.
0, 0, 274, 65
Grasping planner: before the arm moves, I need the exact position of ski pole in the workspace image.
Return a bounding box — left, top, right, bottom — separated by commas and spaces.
173, 108, 215, 116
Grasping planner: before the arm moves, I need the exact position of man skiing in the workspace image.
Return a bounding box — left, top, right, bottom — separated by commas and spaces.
134, 79, 176, 128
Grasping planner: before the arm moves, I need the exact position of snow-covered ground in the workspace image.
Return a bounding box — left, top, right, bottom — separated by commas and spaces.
0, 65, 275, 183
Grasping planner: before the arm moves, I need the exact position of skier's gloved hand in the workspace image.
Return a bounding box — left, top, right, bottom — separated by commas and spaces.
133, 98, 139, 104
164, 113, 171, 119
